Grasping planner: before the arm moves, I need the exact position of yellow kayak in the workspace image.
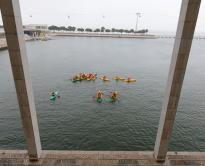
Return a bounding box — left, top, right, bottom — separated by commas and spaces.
87, 78, 96, 81
123, 79, 136, 83
113, 77, 125, 81
100, 77, 110, 81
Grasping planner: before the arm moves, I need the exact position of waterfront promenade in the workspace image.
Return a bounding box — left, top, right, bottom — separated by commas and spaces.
1, 150, 205, 165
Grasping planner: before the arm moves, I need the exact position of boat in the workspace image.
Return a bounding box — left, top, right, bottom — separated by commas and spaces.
100, 77, 110, 82
123, 79, 136, 83
96, 98, 103, 103
49, 91, 60, 101
113, 76, 125, 81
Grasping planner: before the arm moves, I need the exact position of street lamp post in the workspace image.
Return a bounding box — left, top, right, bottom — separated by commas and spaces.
135, 13, 141, 32
67, 15, 70, 26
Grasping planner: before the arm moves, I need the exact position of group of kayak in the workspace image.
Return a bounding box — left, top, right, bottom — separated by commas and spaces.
49, 90, 119, 103
71, 73, 136, 83
71, 73, 97, 82
101, 76, 136, 83
49, 73, 136, 102
94, 90, 119, 103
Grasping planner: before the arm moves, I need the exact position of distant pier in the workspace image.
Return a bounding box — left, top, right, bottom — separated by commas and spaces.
52, 32, 158, 39
52, 32, 205, 40
1, 32, 205, 51
157, 35, 205, 39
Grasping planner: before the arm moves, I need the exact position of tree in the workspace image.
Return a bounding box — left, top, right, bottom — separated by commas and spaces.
94, 28, 100, 32
101, 27, 105, 32
59, 26, 67, 31
135, 29, 149, 33
105, 29, 111, 32
129, 29, 134, 33
48, 25, 60, 31
67, 26, 76, 31
85, 28, 92, 32
119, 29, 124, 33
77, 28, 84, 32
111, 28, 116, 32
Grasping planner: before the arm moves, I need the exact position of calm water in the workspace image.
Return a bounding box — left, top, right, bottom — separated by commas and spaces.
0, 37, 205, 151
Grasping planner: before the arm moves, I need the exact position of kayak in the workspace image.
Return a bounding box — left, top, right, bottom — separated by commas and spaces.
87, 78, 96, 81
123, 79, 136, 83
50, 95, 56, 101
100, 77, 110, 81
49, 91, 60, 101
113, 77, 125, 81
72, 79, 81, 82
96, 98, 103, 103
109, 97, 117, 103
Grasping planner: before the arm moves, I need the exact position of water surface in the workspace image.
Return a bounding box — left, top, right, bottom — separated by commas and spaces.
0, 37, 205, 151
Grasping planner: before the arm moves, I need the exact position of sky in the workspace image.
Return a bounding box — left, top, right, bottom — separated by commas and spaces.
0, 0, 205, 33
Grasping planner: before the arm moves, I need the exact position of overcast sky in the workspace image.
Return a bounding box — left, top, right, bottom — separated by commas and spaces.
1, 0, 205, 33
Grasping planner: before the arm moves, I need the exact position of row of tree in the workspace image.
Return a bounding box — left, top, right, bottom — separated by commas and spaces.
48, 25, 148, 34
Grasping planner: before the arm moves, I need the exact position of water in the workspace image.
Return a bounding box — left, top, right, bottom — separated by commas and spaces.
0, 37, 205, 151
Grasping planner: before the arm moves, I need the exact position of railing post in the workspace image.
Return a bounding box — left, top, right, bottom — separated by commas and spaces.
154, 0, 201, 161
0, 0, 41, 160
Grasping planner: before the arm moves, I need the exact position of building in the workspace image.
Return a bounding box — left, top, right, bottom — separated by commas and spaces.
24, 24, 48, 37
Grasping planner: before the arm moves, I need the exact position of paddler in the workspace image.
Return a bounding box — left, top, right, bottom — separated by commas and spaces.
73, 75, 79, 80
79, 73, 83, 80
91, 73, 97, 80
110, 91, 119, 102
114, 76, 121, 80
51, 92, 55, 97
102, 76, 108, 80
88, 73, 93, 79
127, 77, 132, 82
49, 91, 57, 101
96, 90, 104, 102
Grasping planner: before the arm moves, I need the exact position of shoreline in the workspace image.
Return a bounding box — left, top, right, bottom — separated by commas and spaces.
1, 32, 205, 51
0, 36, 50, 51
51, 32, 159, 39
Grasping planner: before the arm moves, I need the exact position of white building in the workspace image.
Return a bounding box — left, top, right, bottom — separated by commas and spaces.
24, 24, 48, 31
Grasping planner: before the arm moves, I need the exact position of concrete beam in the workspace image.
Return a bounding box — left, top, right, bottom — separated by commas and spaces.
1, 150, 205, 165
154, 0, 201, 161
0, 0, 41, 160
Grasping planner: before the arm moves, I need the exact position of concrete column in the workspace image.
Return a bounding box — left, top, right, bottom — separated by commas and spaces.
154, 0, 201, 161
0, 0, 41, 160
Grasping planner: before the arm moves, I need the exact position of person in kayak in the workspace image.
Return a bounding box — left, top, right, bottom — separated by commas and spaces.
100, 75, 110, 81
49, 91, 60, 101
91, 73, 97, 80
96, 90, 104, 102
127, 77, 131, 82
103, 76, 107, 80
110, 91, 119, 102
73, 75, 79, 80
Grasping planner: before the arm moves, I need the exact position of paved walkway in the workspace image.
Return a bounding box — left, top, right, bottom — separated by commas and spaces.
0, 150, 205, 165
